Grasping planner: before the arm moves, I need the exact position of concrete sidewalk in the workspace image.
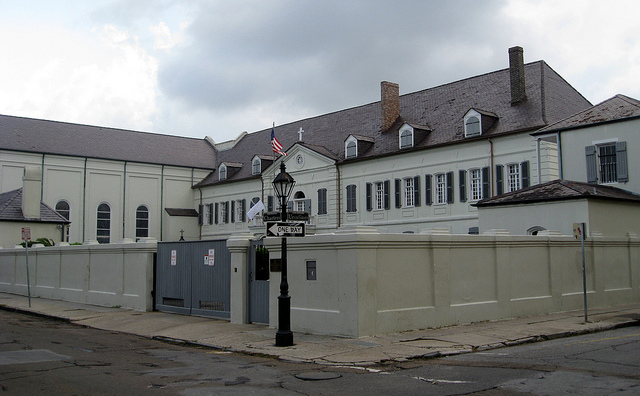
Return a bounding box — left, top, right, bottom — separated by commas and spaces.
1, 292, 638, 366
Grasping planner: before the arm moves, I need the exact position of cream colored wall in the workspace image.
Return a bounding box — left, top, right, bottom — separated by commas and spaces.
0, 241, 156, 310
1, 150, 207, 243
0, 222, 64, 248
559, 118, 640, 194
478, 199, 640, 237
259, 229, 640, 337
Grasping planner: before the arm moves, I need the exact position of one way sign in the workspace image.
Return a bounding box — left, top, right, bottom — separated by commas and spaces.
266, 222, 306, 237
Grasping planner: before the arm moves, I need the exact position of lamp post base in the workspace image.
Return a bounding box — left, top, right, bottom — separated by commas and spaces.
275, 330, 294, 347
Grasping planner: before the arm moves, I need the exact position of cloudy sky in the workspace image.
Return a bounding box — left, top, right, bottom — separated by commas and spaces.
1, 0, 639, 142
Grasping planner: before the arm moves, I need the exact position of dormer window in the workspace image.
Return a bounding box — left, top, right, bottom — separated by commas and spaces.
464, 109, 497, 138
252, 157, 261, 175
219, 164, 227, 181
345, 137, 357, 158
465, 116, 480, 136
399, 125, 414, 149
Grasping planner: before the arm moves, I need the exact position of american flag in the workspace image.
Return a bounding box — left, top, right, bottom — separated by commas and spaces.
271, 127, 287, 156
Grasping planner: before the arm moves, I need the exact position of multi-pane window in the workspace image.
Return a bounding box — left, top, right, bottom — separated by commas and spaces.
470, 169, 482, 201
465, 116, 480, 137
400, 129, 413, 149
235, 200, 244, 222
219, 165, 227, 181
135, 205, 149, 238
346, 184, 357, 212
403, 177, 415, 207
96, 203, 111, 244
435, 174, 447, 204
507, 164, 520, 192
586, 142, 628, 184
55, 201, 70, 242
598, 143, 617, 183
346, 140, 357, 158
375, 182, 384, 210
219, 202, 227, 223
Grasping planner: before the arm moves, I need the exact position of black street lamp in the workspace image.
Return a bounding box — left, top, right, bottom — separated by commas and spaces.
272, 161, 296, 347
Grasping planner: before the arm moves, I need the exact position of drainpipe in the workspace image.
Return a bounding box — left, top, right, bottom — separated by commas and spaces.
488, 138, 494, 196
556, 132, 564, 179
335, 163, 341, 228
123, 161, 127, 239
535, 138, 541, 184
160, 165, 164, 241
82, 157, 87, 242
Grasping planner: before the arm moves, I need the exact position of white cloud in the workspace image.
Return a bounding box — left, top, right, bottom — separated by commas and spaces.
0, 22, 158, 131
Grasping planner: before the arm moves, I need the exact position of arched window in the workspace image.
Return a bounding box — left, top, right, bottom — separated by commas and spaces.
293, 191, 306, 212
527, 226, 547, 236
55, 200, 70, 242
136, 205, 149, 239
96, 203, 111, 244
346, 140, 357, 158
465, 116, 481, 137
219, 164, 227, 181
399, 128, 413, 149
252, 158, 261, 175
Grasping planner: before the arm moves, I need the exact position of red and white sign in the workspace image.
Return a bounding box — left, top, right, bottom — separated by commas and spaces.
21, 227, 31, 241
170, 250, 177, 266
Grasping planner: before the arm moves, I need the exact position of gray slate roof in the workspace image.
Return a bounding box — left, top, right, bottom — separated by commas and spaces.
474, 179, 640, 207
0, 188, 70, 223
0, 115, 217, 169
196, 60, 591, 188
534, 94, 640, 134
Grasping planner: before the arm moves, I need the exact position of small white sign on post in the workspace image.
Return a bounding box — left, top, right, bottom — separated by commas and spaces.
22, 227, 31, 241
170, 250, 177, 266
208, 249, 215, 266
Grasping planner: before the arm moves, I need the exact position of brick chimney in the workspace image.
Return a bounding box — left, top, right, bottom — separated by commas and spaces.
509, 46, 526, 105
22, 166, 42, 220
381, 81, 400, 131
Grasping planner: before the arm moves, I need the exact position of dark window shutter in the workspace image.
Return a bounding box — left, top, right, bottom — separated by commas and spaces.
224, 202, 229, 223
304, 199, 311, 213
521, 161, 530, 188
267, 195, 274, 212
459, 170, 467, 202
482, 166, 490, 199
395, 179, 401, 208
287, 201, 293, 212
241, 199, 246, 222
214, 203, 219, 224
208, 203, 214, 225
366, 182, 372, 211
413, 175, 421, 207
317, 189, 327, 215
446, 171, 454, 203
616, 141, 628, 182
384, 180, 390, 209
585, 146, 597, 183
496, 165, 504, 195
198, 204, 204, 225
425, 174, 432, 205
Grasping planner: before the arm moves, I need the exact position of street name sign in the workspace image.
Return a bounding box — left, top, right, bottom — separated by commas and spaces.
266, 222, 306, 237
262, 211, 282, 222
286, 211, 310, 222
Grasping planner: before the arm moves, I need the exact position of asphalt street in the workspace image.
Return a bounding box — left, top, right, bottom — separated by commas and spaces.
1, 309, 639, 395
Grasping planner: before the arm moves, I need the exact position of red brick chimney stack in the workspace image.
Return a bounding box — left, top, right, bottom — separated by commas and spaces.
509, 46, 526, 105
381, 81, 400, 131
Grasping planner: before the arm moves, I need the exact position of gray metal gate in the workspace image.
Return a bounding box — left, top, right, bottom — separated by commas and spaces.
248, 239, 269, 324
156, 240, 231, 319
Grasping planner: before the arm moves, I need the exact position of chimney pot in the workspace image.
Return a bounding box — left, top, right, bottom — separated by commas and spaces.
381, 81, 400, 131
509, 46, 526, 105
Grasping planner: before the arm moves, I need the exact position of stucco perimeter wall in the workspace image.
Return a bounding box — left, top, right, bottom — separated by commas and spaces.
264, 228, 640, 337
0, 241, 156, 311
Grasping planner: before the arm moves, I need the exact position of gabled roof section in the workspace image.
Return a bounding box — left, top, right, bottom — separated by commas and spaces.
0, 188, 70, 223
534, 94, 640, 134
474, 179, 640, 207
0, 114, 217, 169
